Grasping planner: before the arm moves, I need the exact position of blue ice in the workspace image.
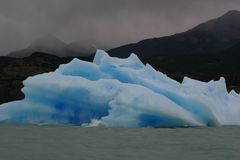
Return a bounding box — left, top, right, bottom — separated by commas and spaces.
0, 50, 240, 127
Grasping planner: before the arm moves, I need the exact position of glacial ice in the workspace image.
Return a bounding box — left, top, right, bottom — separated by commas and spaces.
0, 50, 240, 127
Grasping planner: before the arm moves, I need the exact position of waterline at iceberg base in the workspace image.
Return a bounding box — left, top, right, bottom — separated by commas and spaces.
0, 50, 240, 127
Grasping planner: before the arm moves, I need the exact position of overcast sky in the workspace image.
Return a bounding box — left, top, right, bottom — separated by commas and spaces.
1, 0, 240, 55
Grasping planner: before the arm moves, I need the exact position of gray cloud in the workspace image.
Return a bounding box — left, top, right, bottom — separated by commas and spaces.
0, 0, 240, 55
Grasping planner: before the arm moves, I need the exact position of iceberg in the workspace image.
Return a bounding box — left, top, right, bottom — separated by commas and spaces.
0, 50, 240, 127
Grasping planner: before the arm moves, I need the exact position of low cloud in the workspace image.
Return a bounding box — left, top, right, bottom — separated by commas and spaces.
0, 0, 240, 55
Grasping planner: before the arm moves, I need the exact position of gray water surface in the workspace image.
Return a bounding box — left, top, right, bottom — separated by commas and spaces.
0, 125, 239, 160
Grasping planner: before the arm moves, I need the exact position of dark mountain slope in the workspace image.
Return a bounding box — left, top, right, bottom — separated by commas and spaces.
221, 41, 240, 55
108, 10, 240, 59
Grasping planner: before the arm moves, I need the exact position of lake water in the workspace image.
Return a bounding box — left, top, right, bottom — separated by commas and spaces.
0, 125, 239, 160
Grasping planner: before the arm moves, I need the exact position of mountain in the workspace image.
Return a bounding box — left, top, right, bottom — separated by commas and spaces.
108, 10, 240, 59
8, 35, 95, 58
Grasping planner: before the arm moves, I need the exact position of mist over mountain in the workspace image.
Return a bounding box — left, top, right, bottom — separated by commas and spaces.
68, 40, 108, 56
8, 11, 240, 58
108, 10, 240, 59
8, 35, 96, 58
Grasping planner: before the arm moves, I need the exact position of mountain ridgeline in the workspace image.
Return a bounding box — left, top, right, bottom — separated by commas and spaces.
8, 35, 99, 58
1, 10, 240, 104
108, 10, 240, 58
